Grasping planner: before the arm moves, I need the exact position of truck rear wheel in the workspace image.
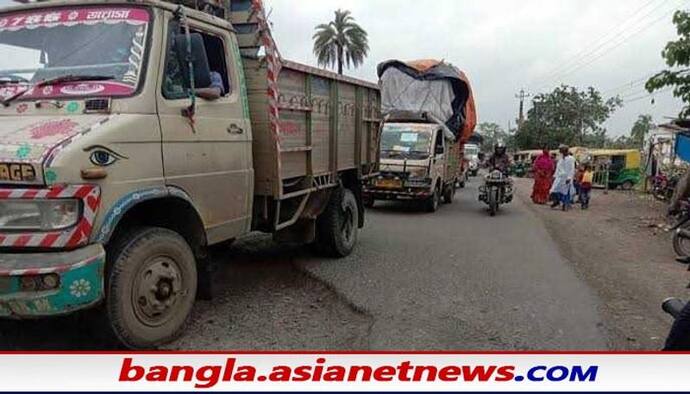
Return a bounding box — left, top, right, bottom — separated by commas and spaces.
316, 187, 359, 257
106, 227, 197, 349
443, 183, 455, 204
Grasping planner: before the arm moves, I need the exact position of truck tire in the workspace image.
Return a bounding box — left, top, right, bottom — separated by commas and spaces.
443, 183, 455, 204
425, 185, 440, 212
316, 187, 359, 257
106, 227, 197, 349
363, 194, 375, 209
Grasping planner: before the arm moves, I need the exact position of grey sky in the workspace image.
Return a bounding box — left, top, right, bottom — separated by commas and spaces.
0, 0, 685, 137
266, 0, 687, 137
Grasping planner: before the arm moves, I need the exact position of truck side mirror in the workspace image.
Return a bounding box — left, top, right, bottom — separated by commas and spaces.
174, 33, 212, 90
435, 145, 444, 155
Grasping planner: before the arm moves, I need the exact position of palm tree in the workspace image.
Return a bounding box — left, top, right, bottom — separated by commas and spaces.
312, 9, 369, 75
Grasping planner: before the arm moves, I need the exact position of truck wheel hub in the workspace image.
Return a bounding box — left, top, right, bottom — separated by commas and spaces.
134, 257, 182, 326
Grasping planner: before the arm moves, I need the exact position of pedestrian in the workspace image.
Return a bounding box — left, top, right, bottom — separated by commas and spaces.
574, 164, 585, 203
579, 164, 594, 209
550, 144, 576, 211
531, 147, 555, 204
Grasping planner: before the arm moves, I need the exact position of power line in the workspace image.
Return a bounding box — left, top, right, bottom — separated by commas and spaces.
529, 0, 666, 88
602, 72, 657, 95
545, 4, 681, 84
532, 0, 685, 90
624, 86, 674, 103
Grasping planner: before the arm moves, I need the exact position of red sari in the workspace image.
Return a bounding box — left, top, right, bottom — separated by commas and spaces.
531, 151, 555, 204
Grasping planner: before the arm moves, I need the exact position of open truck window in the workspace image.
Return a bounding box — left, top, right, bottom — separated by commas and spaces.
163, 24, 232, 100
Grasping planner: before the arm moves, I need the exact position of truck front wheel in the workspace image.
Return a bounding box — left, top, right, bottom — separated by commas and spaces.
316, 187, 359, 257
106, 227, 197, 349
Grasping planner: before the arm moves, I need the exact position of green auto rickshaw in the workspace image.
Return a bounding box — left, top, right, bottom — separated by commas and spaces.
587, 149, 642, 190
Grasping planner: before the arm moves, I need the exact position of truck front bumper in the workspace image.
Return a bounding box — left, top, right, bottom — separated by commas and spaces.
0, 244, 105, 318
363, 187, 432, 200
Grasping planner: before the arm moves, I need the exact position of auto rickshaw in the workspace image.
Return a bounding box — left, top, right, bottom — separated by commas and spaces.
587, 149, 642, 190
511, 150, 540, 177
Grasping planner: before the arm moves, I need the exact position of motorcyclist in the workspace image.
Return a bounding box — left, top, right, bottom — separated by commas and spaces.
487, 142, 511, 174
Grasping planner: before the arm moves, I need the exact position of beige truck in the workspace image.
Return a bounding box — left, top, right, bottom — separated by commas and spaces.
0, 0, 380, 348
364, 117, 461, 212
363, 59, 476, 212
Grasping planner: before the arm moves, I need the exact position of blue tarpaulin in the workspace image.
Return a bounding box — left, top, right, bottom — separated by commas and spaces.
676, 132, 690, 162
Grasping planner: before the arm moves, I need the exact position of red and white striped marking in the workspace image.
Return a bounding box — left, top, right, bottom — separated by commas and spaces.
0, 184, 100, 249
251, 0, 282, 140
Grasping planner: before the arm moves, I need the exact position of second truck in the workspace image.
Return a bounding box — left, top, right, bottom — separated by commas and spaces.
363, 59, 476, 212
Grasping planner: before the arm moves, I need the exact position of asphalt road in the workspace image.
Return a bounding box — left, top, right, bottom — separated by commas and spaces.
0, 178, 609, 350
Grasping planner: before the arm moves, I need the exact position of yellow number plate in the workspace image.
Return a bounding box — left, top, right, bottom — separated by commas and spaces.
375, 179, 402, 189
0, 163, 37, 182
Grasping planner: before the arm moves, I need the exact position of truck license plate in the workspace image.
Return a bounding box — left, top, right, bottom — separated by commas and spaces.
375, 179, 402, 189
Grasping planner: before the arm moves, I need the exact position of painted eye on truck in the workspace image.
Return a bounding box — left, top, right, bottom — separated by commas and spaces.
84, 145, 127, 167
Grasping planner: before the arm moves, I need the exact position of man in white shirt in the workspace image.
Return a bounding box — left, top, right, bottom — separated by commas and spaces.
550, 144, 576, 210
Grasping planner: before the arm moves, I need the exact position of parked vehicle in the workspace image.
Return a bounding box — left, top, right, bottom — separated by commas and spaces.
652, 172, 679, 202
0, 0, 381, 348
364, 59, 477, 211
479, 169, 513, 216
670, 199, 690, 258
589, 149, 642, 190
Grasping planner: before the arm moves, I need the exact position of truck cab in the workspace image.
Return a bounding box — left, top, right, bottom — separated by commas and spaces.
364, 117, 458, 212
0, 0, 380, 348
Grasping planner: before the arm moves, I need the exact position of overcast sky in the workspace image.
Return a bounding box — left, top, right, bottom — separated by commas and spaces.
0, 0, 685, 137
266, 0, 687, 137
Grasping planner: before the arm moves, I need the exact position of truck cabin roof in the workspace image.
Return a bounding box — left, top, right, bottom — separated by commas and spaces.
2, 0, 236, 32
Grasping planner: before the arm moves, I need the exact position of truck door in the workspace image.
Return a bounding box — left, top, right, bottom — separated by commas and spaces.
157, 19, 253, 244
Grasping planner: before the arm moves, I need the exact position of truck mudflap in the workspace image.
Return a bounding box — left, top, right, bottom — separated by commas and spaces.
0, 244, 105, 318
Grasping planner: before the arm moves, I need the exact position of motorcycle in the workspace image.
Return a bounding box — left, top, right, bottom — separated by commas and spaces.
479, 169, 513, 216
653, 173, 678, 202
670, 199, 690, 259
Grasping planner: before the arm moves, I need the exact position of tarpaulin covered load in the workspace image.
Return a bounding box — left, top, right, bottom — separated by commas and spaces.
377, 59, 477, 143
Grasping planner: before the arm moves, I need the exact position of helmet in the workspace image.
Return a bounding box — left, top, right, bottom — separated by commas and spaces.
494, 142, 506, 156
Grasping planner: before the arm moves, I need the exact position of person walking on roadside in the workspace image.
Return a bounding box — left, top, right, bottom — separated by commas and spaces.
579, 164, 594, 209
531, 147, 555, 204
550, 144, 576, 210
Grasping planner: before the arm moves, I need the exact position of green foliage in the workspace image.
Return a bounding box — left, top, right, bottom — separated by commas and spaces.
630, 114, 653, 148
477, 122, 515, 152
313, 9, 369, 75
646, 10, 690, 117
515, 85, 622, 149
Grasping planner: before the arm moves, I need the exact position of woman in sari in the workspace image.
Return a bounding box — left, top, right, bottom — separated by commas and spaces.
531, 148, 555, 204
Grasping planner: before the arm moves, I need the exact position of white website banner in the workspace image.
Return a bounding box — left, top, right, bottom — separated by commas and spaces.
0, 353, 688, 392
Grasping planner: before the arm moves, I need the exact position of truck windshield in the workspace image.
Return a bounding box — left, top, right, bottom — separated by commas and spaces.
380, 126, 432, 159
0, 7, 150, 101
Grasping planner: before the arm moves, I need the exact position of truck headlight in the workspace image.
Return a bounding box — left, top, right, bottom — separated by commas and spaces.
0, 200, 81, 231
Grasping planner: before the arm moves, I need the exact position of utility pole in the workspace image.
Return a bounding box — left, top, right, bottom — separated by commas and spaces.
515, 89, 531, 130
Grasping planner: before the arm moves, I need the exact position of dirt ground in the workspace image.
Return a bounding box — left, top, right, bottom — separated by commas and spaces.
513, 178, 690, 350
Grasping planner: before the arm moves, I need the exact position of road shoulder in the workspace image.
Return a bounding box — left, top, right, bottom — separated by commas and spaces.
513, 178, 688, 349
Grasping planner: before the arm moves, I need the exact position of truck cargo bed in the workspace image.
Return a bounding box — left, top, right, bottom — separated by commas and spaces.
243, 58, 381, 199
